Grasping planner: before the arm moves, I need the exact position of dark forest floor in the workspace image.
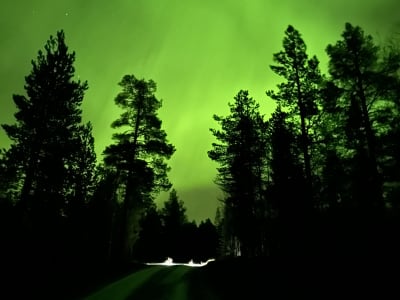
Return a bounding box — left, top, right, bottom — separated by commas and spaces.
3, 255, 399, 299
79, 256, 398, 299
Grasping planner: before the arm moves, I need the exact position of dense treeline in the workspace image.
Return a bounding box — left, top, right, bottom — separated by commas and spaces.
210, 23, 400, 257
0, 22, 399, 297
134, 189, 218, 263
0, 30, 216, 298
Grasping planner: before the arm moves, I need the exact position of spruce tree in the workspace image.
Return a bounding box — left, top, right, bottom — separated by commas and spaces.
160, 189, 188, 261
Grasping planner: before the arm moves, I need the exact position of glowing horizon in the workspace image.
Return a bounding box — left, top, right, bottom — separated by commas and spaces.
1, 0, 398, 222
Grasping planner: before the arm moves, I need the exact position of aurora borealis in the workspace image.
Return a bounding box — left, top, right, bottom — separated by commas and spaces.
1, 0, 399, 222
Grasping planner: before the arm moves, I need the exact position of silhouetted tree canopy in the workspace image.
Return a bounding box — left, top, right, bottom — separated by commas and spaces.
0, 30, 97, 297
1, 22, 400, 299
1, 30, 93, 234
209, 90, 268, 257
266, 25, 322, 208
102, 74, 175, 261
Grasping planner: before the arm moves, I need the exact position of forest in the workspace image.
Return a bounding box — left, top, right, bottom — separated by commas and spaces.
1, 22, 400, 297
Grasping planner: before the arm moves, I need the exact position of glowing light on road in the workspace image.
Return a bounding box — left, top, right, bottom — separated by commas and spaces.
146, 257, 215, 267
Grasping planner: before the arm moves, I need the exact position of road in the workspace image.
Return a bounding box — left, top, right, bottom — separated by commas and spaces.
82, 258, 398, 300
83, 265, 220, 300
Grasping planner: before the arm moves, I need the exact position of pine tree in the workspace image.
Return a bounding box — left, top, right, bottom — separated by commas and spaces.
372, 35, 400, 211
103, 74, 175, 260
266, 106, 306, 254
326, 23, 386, 210
323, 23, 400, 254
1, 30, 89, 236
208, 90, 268, 257
266, 25, 322, 207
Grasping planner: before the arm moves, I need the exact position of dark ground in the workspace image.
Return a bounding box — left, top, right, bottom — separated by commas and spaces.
82, 256, 398, 299
3, 255, 398, 299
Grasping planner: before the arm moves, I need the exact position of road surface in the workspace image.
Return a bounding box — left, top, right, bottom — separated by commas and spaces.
80, 258, 386, 300
83, 265, 219, 300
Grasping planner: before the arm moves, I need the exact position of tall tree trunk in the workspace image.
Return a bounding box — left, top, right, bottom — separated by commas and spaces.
295, 67, 313, 255
355, 64, 383, 208
295, 68, 313, 205
122, 84, 144, 261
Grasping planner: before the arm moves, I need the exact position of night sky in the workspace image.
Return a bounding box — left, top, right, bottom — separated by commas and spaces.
1, 0, 399, 222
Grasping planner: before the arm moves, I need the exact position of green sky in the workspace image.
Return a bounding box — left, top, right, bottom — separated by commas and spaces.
1, 0, 399, 222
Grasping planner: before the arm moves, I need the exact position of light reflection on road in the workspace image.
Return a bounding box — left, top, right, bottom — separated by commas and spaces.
145, 257, 215, 267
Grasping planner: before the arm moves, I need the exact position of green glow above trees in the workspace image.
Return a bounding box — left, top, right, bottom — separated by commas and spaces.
0, 0, 399, 222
